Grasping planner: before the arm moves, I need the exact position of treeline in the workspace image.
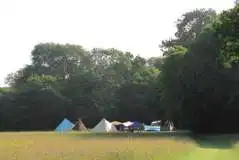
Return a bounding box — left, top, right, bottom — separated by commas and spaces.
0, 5, 238, 133
0, 46, 162, 130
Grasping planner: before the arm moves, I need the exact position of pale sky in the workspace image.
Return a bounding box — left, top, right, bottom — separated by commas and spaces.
0, 0, 235, 86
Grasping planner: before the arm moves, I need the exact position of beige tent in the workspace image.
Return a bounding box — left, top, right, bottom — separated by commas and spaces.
111, 121, 122, 125
91, 118, 117, 133
111, 121, 124, 131
72, 118, 87, 131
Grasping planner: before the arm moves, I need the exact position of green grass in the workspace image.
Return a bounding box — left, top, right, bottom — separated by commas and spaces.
0, 132, 238, 159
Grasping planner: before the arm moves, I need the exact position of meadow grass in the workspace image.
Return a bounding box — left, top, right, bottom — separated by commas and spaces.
0, 131, 238, 160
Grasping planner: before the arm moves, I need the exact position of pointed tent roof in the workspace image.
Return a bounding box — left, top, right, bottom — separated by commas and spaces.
55, 118, 74, 132
91, 118, 117, 133
73, 118, 87, 131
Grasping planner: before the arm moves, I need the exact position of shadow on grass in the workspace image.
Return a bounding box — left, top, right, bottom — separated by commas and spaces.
192, 134, 239, 149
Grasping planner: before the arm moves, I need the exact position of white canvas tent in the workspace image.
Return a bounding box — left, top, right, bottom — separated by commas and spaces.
91, 118, 117, 133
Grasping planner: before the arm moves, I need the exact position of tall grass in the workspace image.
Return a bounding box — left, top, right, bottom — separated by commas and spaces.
0, 132, 238, 160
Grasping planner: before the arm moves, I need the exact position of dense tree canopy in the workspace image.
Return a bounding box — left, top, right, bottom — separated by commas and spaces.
1, 43, 162, 130
0, 5, 238, 133
160, 5, 239, 133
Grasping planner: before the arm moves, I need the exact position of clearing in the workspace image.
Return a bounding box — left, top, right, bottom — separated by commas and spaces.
0, 132, 238, 160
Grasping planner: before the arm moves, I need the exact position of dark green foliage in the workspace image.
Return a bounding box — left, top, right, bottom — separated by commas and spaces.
160, 5, 239, 133
0, 43, 163, 130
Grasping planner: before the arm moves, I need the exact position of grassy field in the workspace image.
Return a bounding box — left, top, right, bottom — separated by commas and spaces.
0, 132, 238, 160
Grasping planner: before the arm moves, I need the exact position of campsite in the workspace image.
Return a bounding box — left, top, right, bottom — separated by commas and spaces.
0, 118, 235, 160
55, 118, 163, 133
0, 1, 239, 159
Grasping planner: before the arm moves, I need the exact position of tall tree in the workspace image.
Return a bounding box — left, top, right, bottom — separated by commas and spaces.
160, 5, 239, 133
160, 9, 216, 55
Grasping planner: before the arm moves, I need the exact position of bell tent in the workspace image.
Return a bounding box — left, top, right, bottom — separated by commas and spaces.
55, 118, 74, 132
91, 118, 117, 133
72, 118, 87, 131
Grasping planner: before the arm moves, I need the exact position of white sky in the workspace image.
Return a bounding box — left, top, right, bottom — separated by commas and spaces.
0, 0, 235, 86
